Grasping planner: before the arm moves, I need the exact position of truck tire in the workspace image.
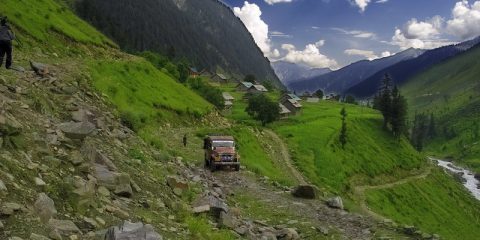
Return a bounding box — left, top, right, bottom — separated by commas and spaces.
235, 165, 240, 171
210, 159, 216, 172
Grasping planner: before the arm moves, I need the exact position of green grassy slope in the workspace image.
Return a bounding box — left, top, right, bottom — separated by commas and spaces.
402, 45, 480, 171
271, 102, 425, 193
0, 0, 114, 46
366, 169, 480, 240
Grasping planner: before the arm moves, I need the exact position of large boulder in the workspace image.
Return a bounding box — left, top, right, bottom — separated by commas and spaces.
59, 121, 95, 140
326, 196, 344, 210
277, 228, 300, 240
114, 173, 133, 198
474, 173, 480, 181
48, 219, 81, 236
0, 113, 22, 136
192, 195, 228, 218
34, 193, 57, 223
104, 221, 163, 240
219, 211, 238, 229
291, 185, 316, 199
30, 61, 49, 76
166, 176, 188, 196
0, 202, 22, 216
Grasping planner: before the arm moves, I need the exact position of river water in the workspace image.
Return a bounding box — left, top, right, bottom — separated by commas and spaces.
433, 158, 480, 201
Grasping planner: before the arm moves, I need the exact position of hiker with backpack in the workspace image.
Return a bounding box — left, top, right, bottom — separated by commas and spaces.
0, 17, 15, 69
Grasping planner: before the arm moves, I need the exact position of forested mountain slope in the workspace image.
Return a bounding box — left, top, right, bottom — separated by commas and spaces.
288, 48, 424, 94
74, 0, 283, 88
402, 44, 480, 172
347, 37, 480, 98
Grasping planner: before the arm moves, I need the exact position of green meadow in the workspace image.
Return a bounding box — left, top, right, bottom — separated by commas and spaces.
366, 169, 480, 240
271, 101, 425, 193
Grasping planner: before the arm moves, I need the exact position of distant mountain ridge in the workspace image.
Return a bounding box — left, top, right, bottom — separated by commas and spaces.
271, 61, 331, 86
288, 48, 425, 94
74, 0, 283, 88
346, 36, 480, 98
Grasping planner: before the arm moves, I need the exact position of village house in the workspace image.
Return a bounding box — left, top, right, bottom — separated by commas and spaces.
247, 84, 268, 94
211, 73, 229, 84
200, 69, 214, 78
189, 67, 200, 78
279, 103, 292, 118
222, 92, 235, 106
236, 82, 254, 91
281, 98, 302, 115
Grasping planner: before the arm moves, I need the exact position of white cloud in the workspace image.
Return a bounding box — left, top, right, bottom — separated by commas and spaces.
391, 29, 453, 50
403, 17, 443, 39
344, 49, 392, 60
281, 41, 339, 69
270, 31, 292, 38
233, 2, 279, 58
446, 0, 480, 40
352, 0, 371, 12
376, 0, 388, 3
390, 1, 480, 50
331, 28, 376, 39
381, 51, 392, 57
264, 0, 292, 5
344, 49, 377, 60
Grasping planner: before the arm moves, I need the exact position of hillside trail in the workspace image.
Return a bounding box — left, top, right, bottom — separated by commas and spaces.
157, 126, 414, 239
262, 129, 308, 185
353, 166, 433, 220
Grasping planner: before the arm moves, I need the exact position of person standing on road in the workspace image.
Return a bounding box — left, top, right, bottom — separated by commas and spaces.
0, 17, 15, 69
183, 134, 187, 147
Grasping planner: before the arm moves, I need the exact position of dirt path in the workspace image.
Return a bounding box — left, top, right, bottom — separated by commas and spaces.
263, 129, 308, 185
353, 166, 433, 220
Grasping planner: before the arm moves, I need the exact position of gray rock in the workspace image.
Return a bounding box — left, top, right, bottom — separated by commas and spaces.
277, 228, 300, 240
1, 202, 22, 216
29, 233, 50, 240
59, 121, 95, 139
0, 113, 22, 136
34, 177, 46, 186
104, 221, 163, 240
30, 61, 49, 76
0, 220, 4, 230
94, 164, 117, 189
48, 219, 81, 236
114, 173, 133, 198
219, 211, 237, 229
166, 176, 188, 190
34, 193, 57, 223
291, 185, 316, 199
326, 196, 344, 210
72, 109, 94, 123
0, 179, 7, 192
192, 195, 228, 218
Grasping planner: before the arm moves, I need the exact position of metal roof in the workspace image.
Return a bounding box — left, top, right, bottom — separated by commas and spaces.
222, 92, 235, 100
253, 85, 268, 92
279, 103, 291, 114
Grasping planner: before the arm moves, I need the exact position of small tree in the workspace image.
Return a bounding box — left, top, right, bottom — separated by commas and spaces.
390, 86, 408, 138
344, 95, 357, 105
246, 94, 280, 126
339, 107, 348, 149
378, 74, 393, 129
244, 74, 256, 84
177, 61, 189, 83
411, 113, 428, 151
428, 113, 437, 138
315, 89, 324, 99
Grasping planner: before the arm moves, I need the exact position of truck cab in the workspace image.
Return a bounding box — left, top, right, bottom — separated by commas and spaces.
204, 135, 240, 171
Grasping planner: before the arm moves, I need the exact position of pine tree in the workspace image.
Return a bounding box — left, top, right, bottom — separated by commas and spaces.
339, 107, 348, 149
390, 86, 408, 138
378, 74, 393, 129
428, 113, 437, 138
411, 113, 428, 151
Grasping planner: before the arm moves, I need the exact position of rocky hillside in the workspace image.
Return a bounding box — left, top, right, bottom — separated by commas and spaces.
73, 0, 283, 88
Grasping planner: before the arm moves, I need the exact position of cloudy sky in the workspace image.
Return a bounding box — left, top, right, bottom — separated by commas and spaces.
223, 0, 480, 69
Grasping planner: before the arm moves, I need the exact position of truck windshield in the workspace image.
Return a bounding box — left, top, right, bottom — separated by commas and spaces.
212, 141, 235, 148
